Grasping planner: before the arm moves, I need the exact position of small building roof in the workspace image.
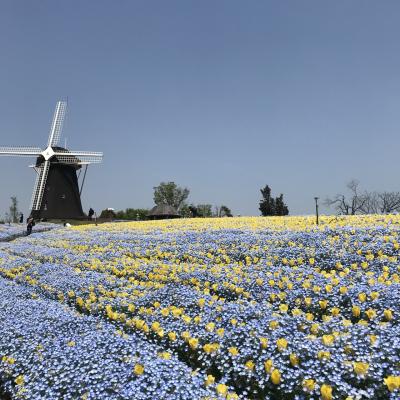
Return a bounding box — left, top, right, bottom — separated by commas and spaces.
147, 204, 181, 219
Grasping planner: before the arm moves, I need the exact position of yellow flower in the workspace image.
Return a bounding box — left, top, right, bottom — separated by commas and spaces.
133, 363, 144, 375
67, 341, 76, 347
151, 321, 160, 332
384, 375, 400, 392
189, 338, 199, 350
318, 351, 331, 360
384, 309, 393, 321
319, 300, 328, 309
206, 322, 215, 332
339, 286, 348, 294
352, 305, 361, 318
365, 308, 376, 320
369, 335, 377, 345
269, 320, 279, 329
325, 285, 333, 293
264, 359, 273, 373
216, 328, 225, 337
331, 307, 340, 317
229, 347, 239, 356
292, 308, 302, 316
370, 291, 379, 300
160, 308, 169, 317
304, 297, 312, 307
216, 383, 228, 397
289, 353, 299, 366
279, 303, 289, 313
322, 334, 335, 346
158, 351, 171, 360
302, 379, 315, 392
276, 338, 288, 351
226, 393, 239, 400
245, 360, 255, 370
204, 374, 215, 386
310, 323, 320, 334
270, 369, 281, 385
358, 292, 367, 302
303, 312, 313, 322
15, 375, 24, 385
203, 343, 219, 354
168, 332, 177, 341
321, 384, 333, 400
181, 331, 190, 341
353, 361, 369, 376
259, 337, 268, 349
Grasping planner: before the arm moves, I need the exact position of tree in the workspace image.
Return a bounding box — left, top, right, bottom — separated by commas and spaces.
259, 185, 274, 216
377, 192, 400, 213
196, 204, 213, 218
326, 180, 371, 215
99, 209, 116, 220
153, 182, 190, 210
275, 194, 289, 216
6, 196, 19, 223
326, 181, 400, 215
214, 205, 233, 217
188, 205, 198, 217
259, 185, 288, 216
115, 208, 149, 220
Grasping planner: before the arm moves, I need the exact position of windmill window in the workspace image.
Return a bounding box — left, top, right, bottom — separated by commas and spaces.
61, 194, 66, 199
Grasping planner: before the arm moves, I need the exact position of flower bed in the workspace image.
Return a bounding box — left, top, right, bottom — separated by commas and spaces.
1, 215, 400, 399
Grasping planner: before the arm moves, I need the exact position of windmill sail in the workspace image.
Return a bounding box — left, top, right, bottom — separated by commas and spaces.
0, 147, 42, 157
47, 101, 67, 147
54, 151, 103, 165
30, 160, 50, 211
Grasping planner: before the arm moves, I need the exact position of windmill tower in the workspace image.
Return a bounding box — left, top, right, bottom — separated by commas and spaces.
0, 101, 103, 220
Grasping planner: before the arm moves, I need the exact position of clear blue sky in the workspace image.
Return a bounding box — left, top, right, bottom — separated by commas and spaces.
1, 1, 400, 217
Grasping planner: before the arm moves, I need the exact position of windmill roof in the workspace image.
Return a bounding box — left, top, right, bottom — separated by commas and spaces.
147, 204, 181, 217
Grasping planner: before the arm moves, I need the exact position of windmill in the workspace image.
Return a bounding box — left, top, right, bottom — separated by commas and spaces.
0, 101, 103, 220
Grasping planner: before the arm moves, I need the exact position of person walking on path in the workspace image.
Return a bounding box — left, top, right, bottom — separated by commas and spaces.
26, 217, 35, 236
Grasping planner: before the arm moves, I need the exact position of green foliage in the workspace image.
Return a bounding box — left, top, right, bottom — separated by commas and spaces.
153, 182, 190, 210
220, 205, 233, 217
100, 208, 149, 221
179, 204, 193, 218
259, 185, 289, 216
5, 196, 19, 223
99, 209, 116, 219
115, 208, 149, 221
196, 204, 213, 218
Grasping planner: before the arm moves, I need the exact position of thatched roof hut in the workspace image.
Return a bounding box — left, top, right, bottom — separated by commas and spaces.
147, 204, 181, 220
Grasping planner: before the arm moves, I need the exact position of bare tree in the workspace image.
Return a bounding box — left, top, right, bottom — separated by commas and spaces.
359, 191, 380, 214
326, 181, 400, 215
378, 192, 400, 213
325, 180, 368, 215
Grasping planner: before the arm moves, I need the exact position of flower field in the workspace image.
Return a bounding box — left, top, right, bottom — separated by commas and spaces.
1, 215, 400, 399
0, 223, 56, 241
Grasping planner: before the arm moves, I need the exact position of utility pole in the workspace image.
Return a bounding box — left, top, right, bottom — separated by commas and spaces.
314, 197, 319, 225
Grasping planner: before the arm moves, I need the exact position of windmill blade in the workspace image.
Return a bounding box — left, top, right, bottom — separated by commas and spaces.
47, 101, 67, 147
30, 161, 50, 211
54, 151, 103, 164
0, 146, 42, 157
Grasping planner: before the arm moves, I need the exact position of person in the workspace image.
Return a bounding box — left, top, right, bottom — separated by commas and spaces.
88, 208, 95, 221
26, 217, 35, 236
19, 213, 24, 224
